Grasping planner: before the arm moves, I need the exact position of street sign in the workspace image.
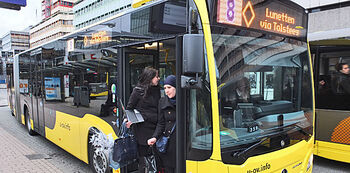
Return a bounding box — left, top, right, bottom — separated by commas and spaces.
0, 0, 26, 10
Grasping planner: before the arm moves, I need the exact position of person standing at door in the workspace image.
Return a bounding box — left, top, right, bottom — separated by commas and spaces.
158, 75, 177, 173
125, 67, 164, 172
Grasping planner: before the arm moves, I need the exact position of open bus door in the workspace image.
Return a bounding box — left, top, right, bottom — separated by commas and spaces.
118, 39, 179, 172
119, 41, 177, 105
124, 48, 159, 102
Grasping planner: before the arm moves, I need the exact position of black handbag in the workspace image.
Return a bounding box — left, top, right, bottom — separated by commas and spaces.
144, 148, 157, 173
112, 122, 138, 168
156, 124, 176, 153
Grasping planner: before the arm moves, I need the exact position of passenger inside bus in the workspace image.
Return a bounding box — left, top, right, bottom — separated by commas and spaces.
234, 77, 251, 103
332, 63, 350, 94
315, 54, 350, 110
220, 76, 259, 129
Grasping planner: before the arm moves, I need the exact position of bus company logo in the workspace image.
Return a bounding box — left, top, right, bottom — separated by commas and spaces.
60, 122, 71, 131
247, 163, 271, 173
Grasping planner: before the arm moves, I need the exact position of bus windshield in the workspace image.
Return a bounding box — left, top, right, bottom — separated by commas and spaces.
212, 27, 313, 164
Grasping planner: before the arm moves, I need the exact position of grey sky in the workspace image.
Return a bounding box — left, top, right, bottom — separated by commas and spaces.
0, 0, 41, 38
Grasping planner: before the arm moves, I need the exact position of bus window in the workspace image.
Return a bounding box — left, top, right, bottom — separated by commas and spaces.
187, 53, 213, 161
38, 41, 119, 118
212, 29, 313, 164
19, 54, 30, 96
315, 51, 350, 110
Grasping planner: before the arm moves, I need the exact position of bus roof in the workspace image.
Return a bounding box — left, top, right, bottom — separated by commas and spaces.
17, 0, 167, 57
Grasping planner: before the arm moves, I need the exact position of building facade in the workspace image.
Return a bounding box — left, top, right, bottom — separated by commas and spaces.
30, 0, 76, 48
1, 31, 30, 55
0, 31, 29, 84
73, 0, 132, 29
305, 0, 350, 41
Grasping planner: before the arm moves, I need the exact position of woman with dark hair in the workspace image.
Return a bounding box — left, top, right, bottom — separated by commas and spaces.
126, 67, 164, 172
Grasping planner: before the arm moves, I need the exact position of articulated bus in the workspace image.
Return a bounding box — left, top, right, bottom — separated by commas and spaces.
7, 0, 314, 172
311, 40, 350, 163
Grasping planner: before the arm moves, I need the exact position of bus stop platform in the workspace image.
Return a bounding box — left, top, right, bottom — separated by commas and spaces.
0, 126, 63, 173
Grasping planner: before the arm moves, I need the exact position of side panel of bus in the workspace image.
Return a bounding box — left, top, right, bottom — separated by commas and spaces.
312, 45, 350, 163
16, 50, 120, 164
315, 109, 350, 163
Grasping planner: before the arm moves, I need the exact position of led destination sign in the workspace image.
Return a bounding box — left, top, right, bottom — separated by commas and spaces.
84, 31, 111, 47
217, 0, 306, 38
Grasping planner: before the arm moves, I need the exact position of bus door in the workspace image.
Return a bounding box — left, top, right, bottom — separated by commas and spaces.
122, 40, 177, 101
31, 53, 45, 135
123, 47, 159, 101
6, 64, 14, 112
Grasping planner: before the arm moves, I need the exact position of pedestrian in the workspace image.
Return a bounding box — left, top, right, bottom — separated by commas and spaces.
158, 75, 177, 173
125, 67, 164, 173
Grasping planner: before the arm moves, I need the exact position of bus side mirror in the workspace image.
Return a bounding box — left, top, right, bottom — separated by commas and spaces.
181, 34, 204, 89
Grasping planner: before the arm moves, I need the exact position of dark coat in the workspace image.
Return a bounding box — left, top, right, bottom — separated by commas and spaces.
337, 73, 350, 94
331, 73, 350, 110
158, 96, 176, 169
126, 85, 164, 147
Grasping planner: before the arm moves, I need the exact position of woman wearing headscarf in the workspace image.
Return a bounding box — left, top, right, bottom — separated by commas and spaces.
126, 67, 164, 173
158, 75, 177, 173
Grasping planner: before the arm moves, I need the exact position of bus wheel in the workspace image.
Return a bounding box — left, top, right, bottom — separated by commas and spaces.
25, 109, 36, 136
88, 131, 110, 173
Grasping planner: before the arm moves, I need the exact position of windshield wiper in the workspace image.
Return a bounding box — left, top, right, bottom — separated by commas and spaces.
232, 122, 311, 159
293, 123, 312, 137
232, 137, 268, 159
270, 122, 312, 137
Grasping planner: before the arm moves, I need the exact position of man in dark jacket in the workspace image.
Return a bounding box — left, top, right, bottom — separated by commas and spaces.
332, 63, 350, 110
158, 75, 177, 173
334, 63, 350, 94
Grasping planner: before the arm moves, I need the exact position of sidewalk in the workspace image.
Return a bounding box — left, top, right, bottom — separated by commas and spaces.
0, 126, 63, 173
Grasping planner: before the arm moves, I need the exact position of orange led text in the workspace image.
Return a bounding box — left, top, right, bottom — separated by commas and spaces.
265, 8, 295, 24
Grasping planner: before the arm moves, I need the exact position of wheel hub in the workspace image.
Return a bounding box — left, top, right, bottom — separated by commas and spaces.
92, 148, 107, 173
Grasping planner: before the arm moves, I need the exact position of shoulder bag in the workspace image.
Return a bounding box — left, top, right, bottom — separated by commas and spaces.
156, 124, 176, 153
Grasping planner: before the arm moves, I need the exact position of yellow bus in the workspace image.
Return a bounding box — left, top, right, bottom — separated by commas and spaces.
7, 0, 314, 172
311, 40, 350, 163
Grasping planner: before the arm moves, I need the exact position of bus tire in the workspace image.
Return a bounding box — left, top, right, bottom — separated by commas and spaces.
25, 109, 36, 136
88, 129, 111, 173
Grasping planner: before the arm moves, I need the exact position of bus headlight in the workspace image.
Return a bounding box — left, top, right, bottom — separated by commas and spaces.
306, 154, 313, 171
